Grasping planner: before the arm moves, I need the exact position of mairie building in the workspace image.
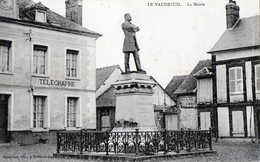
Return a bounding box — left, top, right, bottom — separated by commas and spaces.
0, 0, 100, 144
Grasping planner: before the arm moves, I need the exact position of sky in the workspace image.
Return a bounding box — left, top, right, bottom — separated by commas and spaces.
35, 0, 259, 87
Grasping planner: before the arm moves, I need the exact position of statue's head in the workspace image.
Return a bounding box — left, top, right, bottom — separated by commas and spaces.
124, 13, 132, 21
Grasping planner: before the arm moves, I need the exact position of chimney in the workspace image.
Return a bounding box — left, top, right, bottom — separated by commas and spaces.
65, 0, 83, 25
226, 0, 240, 29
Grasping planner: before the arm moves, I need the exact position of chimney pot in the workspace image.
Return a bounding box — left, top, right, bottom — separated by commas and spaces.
65, 0, 83, 25
226, 0, 240, 29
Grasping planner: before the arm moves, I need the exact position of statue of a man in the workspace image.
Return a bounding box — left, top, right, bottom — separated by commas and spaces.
122, 13, 145, 73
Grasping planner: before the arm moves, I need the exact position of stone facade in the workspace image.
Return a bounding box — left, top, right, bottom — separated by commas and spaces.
0, 0, 100, 144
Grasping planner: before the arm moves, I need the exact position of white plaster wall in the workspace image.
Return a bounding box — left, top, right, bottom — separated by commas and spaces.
0, 22, 97, 130
217, 107, 230, 137
215, 48, 259, 61
246, 106, 255, 137
216, 65, 227, 103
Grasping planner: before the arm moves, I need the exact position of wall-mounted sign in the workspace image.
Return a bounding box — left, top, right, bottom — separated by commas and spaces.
39, 78, 75, 87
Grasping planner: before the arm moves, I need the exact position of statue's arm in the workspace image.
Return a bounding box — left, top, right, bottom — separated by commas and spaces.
122, 22, 139, 32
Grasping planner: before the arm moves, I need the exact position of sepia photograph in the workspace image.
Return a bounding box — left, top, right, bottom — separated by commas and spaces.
0, 0, 259, 161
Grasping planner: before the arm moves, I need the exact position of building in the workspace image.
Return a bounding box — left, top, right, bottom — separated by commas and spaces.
208, 1, 260, 140
166, 60, 211, 130
165, 75, 187, 102
96, 65, 176, 131
0, 0, 100, 144
193, 65, 213, 131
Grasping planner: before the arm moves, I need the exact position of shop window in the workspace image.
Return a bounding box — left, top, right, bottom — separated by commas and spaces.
0, 40, 12, 72
66, 50, 79, 78
229, 67, 243, 94
33, 45, 48, 75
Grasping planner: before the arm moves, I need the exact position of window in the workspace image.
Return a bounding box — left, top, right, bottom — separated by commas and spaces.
256, 65, 260, 92
35, 10, 46, 23
33, 45, 47, 75
66, 50, 78, 78
0, 40, 12, 72
67, 97, 78, 127
33, 96, 45, 128
229, 67, 243, 94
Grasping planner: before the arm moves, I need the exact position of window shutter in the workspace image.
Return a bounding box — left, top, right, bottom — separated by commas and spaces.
256, 65, 260, 91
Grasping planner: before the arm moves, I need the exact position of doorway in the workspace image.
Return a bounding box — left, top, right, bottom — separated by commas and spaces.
0, 94, 9, 143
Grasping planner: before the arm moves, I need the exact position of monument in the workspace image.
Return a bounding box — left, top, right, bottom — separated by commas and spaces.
112, 13, 157, 131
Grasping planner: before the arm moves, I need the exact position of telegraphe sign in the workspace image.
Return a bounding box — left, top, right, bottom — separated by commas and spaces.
39, 78, 75, 87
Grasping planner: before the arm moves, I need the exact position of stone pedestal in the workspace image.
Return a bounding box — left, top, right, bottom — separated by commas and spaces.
112, 72, 157, 131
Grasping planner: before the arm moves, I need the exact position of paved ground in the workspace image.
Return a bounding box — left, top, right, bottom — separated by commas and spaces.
0, 139, 259, 162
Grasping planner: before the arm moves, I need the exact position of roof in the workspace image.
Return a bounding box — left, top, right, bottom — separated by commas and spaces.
96, 65, 121, 90
193, 67, 213, 79
150, 76, 175, 101
174, 59, 211, 95
1, 0, 101, 37
209, 15, 260, 53
96, 87, 116, 107
165, 75, 187, 99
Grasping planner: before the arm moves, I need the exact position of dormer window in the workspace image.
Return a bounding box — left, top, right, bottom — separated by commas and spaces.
23, 2, 48, 23
35, 10, 46, 23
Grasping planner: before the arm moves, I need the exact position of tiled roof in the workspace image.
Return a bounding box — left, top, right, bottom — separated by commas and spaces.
209, 15, 260, 53
96, 65, 121, 90
165, 75, 187, 99
96, 87, 116, 107
174, 59, 211, 95
193, 67, 213, 79
12, 0, 101, 37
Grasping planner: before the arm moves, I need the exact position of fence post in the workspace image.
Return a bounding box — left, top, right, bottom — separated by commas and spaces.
176, 131, 180, 153
187, 128, 191, 152
106, 130, 109, 155
163, 128, 168, 154
80, 130, 83, 154
209, 128, 212, 150
135, 129, 139, 155
57, 130, 60, 153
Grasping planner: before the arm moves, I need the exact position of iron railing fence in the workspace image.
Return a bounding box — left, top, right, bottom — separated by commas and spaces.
57, 129, 212, 155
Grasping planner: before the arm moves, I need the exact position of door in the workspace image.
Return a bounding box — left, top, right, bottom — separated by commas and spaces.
165, 114, 178, 130
0, 95, 8, 143
231, 110, 245, 137
200, 112, 211, 130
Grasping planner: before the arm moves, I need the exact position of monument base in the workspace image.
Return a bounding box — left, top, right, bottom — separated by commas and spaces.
112, 72, 158, 132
